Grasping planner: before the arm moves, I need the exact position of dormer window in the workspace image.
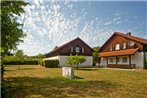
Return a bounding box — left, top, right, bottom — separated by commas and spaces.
71, 47, 73, 52
82, 48, 84, 53
110, 46, 112, 51
115, 44, 120, 50
123, 42, 126, 49
76, 47, 80, 53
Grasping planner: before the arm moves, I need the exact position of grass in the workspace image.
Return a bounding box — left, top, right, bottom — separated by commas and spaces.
4, 65, 147, 98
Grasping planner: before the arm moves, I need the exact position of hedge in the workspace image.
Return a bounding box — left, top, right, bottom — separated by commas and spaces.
40, 59, 59, 68
3, 60, 38, 65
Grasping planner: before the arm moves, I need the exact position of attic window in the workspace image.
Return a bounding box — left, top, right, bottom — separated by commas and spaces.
123, 42, 126, 49
110, 46, 112, 51
115, 44, 120, 50
82, 48, 84, 53
76, 47, 80, 53
71, 47, 73, 52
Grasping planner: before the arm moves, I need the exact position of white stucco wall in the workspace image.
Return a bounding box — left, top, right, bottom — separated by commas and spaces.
131, 52, 144, 69
43, 56, 59, 60
44, 55, 93, 67
100, 57, 107, 67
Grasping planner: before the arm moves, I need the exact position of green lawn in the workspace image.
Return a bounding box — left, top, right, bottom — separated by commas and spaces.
4, 65, 147, 98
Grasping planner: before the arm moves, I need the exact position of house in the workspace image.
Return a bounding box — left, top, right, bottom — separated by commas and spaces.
44, 37, 94, 67
99, 32, 147, 69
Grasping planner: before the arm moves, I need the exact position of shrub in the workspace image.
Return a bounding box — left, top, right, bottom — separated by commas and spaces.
3, 60, 38, 65
39, 60, 45, 67
43, 59, 59, 68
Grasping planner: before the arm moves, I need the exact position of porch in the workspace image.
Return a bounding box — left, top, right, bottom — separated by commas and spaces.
99, 48, 139, 69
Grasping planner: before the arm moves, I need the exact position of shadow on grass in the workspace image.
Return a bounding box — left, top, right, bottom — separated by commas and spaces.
5, 76, 121, 98
78, 68, 99, 71
5, 68, 37, 72
74, 75, 83, 79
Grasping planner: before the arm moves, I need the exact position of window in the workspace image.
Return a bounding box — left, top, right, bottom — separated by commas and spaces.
123, 42, 126, 49
109, 58, 113, 63
122, 57, 127, 62
82, 48, 84, 53
71, 47, 73, 52
110, 46, 112, 51
76, 47, 80, 53
115, 44, 120, 50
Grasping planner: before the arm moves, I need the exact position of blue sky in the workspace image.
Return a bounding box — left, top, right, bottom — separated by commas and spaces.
17, 0, 147, 56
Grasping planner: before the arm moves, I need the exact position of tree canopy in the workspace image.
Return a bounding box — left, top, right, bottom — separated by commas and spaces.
66, 55, 86, 69
1, 1, 29, 56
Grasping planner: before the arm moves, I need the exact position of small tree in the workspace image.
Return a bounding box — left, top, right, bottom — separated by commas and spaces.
66, 55, 86, 69
15, 50, 24, 69
93, 46, 101, 66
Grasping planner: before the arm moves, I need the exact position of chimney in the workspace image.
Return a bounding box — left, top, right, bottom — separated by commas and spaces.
127, 32, 131, 36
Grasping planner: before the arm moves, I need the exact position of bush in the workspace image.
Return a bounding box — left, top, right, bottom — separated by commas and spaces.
41, 59, 59, 68
3, 60, 38, 65
39, 60, 45, 67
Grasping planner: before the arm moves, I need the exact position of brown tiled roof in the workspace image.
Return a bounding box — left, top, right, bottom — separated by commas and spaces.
115, 32, 147, 44
99, 48, 139, 57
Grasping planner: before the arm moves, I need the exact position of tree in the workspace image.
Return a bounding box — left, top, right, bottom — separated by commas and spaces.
66, 55, 86, 69
93, 46, 101, 66
37, 53, 45, 66
1, 1, 29, 97
1, 0, 29, 78
15, 50, 24, 60
15, 50, 24, 69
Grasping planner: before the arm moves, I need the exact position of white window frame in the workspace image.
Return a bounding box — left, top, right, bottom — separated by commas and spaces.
82, 48, 84, 53
123, 42, 126, 49
76, 47, 80, 53
109, 58, 113, 63
122, 57, 127, 62
115, 44, 120, 50
71, 47, 73, 52
110, 46, 112, 51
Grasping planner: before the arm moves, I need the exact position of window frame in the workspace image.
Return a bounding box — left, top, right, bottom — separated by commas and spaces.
71, 47, 73, 52
122, 57, 127, 62
82, 48, 84, 53
109, 58, 113, 63
115, 44, 120, 50
123, 42, 126, 49
110, 46, 113, 51
75, 47, 80, 53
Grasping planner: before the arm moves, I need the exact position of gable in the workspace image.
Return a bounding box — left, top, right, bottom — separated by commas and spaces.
46, 37, 93, 57
99, 32, 146, 52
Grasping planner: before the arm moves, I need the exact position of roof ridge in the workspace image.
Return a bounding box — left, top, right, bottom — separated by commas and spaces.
114, 32, 147, 44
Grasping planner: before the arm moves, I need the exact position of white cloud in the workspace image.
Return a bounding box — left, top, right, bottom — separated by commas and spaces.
17, 1, 142, 56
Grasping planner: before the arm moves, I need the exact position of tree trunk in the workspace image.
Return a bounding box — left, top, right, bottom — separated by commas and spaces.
1, 64, 4, 80
76, 64, 78, 70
